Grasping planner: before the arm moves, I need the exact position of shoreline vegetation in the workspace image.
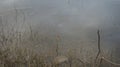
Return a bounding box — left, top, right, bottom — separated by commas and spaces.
0, 9, 119, 67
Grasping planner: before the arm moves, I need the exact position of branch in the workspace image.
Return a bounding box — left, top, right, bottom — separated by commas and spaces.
102, 57, 120, 66
95, 29, 101, 61
76, 58, 85, 67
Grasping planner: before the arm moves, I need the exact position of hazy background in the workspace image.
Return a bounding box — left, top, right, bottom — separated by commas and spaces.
0, 0, 120, 56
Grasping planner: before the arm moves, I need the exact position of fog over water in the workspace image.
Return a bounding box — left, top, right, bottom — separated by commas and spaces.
0, 0, 120, 53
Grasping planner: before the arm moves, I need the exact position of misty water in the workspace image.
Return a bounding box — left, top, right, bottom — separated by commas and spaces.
0, 0, 120, 60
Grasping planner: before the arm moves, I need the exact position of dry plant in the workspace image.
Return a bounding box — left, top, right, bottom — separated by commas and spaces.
0, 7, 120, 67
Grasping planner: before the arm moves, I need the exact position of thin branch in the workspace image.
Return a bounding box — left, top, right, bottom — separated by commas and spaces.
95, 29, 101, 61
102, 57, 120, 66
56, 35, 60, 56
76, 58, 85, 67
98, 58, 103, 67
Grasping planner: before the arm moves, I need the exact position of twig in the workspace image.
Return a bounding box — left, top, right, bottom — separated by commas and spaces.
76, 58, 85, 67
56, 35, 60, 56
102, 57, 120, 66
95, 30, 101, 62
98, 58, 103, 67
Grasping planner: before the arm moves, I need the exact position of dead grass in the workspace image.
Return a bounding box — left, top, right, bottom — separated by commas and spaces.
0, 27, 119, 67
0, 17, 119, 67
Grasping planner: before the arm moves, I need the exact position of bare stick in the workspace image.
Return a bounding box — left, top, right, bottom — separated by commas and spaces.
56, 35, 60, 56
76, 58, 85, 67
95, 30, 101, 62
102, 57, 120, 66
98, 58, 103, 67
